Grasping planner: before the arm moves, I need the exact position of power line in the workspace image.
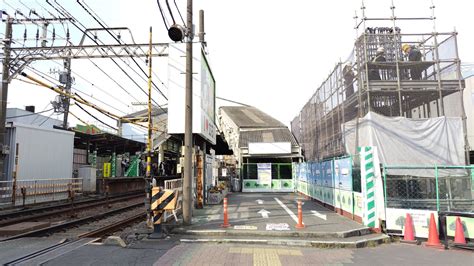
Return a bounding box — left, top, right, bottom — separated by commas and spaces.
156, 0, 170, 30
6, 108, 54, 119
48, 0, 161, 107
173, 0, 186, 26
38, 111, 55, 126
165, 0, 176, 25
24, 65, 128, 115
50, 60, 132, 108
75, 102, 117, 131
78, 1, 168, 107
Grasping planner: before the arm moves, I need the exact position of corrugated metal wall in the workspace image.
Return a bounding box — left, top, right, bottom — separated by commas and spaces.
10, 123, 74, 180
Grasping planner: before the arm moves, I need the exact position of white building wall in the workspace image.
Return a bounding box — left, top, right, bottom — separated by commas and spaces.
9, 123, 74, 180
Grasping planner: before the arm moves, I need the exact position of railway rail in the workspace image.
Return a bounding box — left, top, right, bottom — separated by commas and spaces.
0, 192, 144, 227
0, 201, 145, 242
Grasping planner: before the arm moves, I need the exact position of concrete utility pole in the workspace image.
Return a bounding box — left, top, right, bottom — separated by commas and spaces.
183, 0, 193, 225
62, 57, 72, 129
0, 16, 13, 181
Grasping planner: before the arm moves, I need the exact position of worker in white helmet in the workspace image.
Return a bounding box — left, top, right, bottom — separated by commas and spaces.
369, 46, 386, 80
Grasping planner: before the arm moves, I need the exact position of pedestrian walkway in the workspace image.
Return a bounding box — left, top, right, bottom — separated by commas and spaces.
170, 192, 389, 248
176, 192, 366, 234
153, 243, 474, 266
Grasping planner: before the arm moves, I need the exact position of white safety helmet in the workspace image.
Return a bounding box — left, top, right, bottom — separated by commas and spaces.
376, 46, 385, 53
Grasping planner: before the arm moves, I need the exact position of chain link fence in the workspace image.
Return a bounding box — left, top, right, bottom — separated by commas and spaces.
383, 165, 474, 212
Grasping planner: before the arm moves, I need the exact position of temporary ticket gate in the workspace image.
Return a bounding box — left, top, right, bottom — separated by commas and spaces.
241, 163, 294, 192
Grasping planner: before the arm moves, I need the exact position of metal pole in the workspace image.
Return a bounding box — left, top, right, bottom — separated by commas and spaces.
183, 0, 193, 225
199, 10, 205, 43
147, 27, 153, 179
146, 26, 154, 227
0, 16, 12, 181
62, 57, 72, 129
435, 164, 440, 212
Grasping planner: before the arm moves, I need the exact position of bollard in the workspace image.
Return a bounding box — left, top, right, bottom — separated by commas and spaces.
220, 197, 231, 228
295, 200, 305, 229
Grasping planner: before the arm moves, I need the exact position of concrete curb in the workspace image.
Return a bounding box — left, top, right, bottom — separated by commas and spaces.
179, 234, 390, 249
172, 227, 372, 239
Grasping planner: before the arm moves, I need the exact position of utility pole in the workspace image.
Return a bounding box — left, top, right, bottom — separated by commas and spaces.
146, 26, 153, 228
0, 15, 13, 181
146, 27, 153, 180
62, 57, 72, 129
183, 0, 193, 225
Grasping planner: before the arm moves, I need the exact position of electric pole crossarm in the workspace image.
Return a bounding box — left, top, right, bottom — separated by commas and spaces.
10, 43, 169, 61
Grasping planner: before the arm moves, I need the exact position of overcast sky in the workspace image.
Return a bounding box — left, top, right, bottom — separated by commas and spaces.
2, 0, 473, 133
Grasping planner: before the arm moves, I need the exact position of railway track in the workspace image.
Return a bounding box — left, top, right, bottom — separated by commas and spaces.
0, 192, 144, 227
0, 201, 146, 242
1, 202, 149, 265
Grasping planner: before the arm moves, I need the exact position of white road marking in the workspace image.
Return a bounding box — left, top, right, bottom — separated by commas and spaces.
258, 209, 271, 218
256, 199, 264, 204
274, 197, 301, 224
311, 210, 327, 220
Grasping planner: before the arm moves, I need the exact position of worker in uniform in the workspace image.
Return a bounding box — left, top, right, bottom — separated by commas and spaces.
368, 46, 386, 80
402, 44, 423, 80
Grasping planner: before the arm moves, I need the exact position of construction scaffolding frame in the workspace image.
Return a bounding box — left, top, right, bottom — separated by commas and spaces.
292, 3, 468, 163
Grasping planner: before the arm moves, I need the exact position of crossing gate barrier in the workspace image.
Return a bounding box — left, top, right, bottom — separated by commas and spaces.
151, 187, 179, 225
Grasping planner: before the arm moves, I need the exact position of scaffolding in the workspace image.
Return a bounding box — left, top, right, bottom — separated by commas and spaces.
292, 3, 468, 163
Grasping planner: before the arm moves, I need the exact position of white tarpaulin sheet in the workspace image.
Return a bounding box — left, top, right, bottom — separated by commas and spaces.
342, 112, 466, 177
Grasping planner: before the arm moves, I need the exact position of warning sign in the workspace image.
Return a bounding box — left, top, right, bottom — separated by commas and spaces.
266, 223, 290, 231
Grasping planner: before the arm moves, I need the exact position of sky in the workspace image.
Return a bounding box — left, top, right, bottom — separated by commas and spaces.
2, 0, 473, 134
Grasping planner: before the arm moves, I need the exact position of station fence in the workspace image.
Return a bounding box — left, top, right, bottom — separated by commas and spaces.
0, 178, 83, 206
163, 178, 182, 222
383, 165, 474, 212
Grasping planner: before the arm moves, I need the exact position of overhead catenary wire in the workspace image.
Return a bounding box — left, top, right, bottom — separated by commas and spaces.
75, 102, 117, 131
48, 0, 161, 107
77, 0, 168, 108
82, 0, 170, 98
49, 60, 131, 108
68, 110, 90, 126
24, 65, 127, 115
39, 1, 143, 107
20, 71, 164, 132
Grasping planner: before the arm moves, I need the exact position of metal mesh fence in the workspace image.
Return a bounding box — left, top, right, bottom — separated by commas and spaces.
383, 166, 474, 212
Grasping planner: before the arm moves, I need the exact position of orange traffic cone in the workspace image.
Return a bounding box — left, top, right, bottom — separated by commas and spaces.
454, 217, 466, 244
425, 213, 442, 248
401, 213, 417, 244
